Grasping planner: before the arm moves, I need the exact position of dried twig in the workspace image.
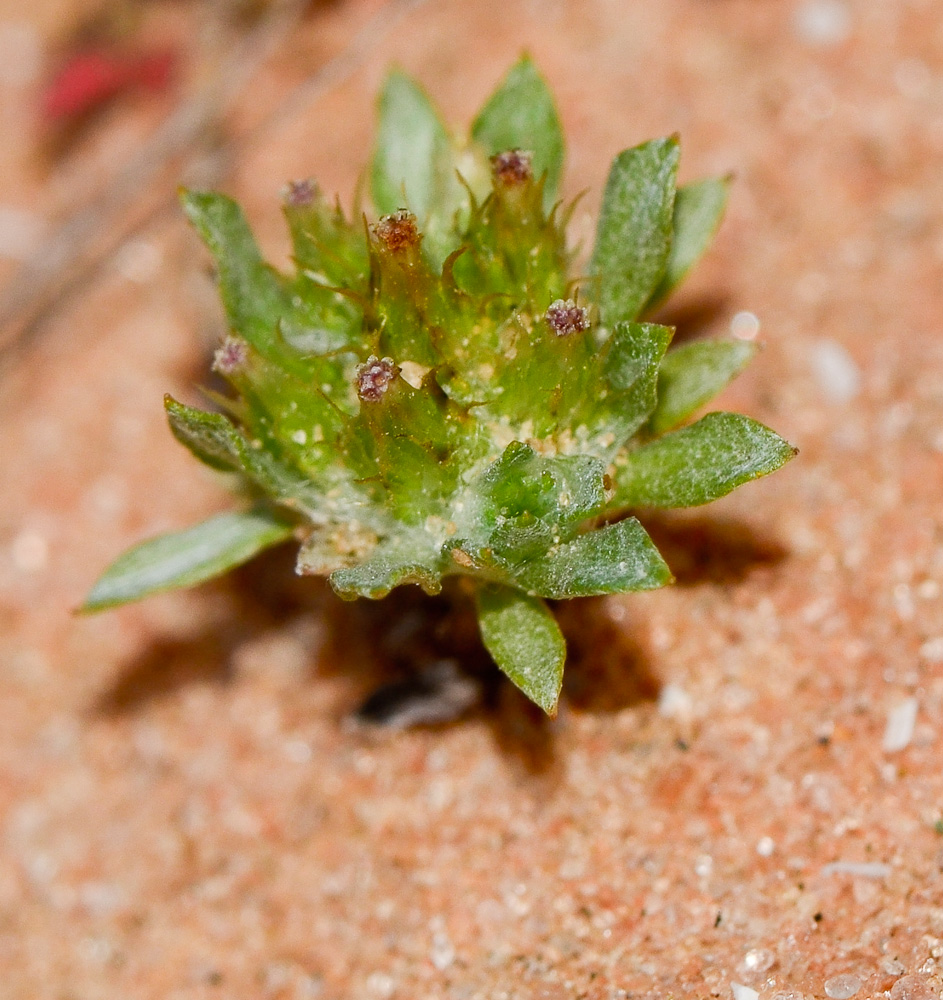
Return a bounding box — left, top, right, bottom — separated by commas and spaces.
0, 0, 433, 368
0, 0, 309, 359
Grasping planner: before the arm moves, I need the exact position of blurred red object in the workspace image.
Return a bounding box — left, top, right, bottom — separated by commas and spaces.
42, 46, 177, 122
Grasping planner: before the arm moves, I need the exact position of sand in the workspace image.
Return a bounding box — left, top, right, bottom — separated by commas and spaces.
1, 0, 942, 996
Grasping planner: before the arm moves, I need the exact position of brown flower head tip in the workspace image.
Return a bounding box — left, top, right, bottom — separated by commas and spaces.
284, 178, 317, 207
356, 356, 399, 402
372, 210, 420, 252
545, 298, 591, 337
213, 335, 249, 375
491, 149, 533, 186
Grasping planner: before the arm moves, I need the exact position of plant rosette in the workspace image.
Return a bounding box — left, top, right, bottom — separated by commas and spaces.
83, 58, 796, 714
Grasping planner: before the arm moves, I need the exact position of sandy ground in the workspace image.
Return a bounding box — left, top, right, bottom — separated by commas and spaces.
1, 0, 943, 997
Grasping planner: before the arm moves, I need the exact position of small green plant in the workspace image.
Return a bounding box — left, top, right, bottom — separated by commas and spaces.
83, 58, 795, 713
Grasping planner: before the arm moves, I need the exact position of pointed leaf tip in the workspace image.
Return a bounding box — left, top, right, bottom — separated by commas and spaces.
165, 396, 314, 501
164, 394, 244, 472
475, 584, 565, 715
180, 189, 287, 358
613, 411, 797, 510
590, 137, 680, 324
80, 507, 294, 613
472, 55, 564, 208
371, 69, 452, 222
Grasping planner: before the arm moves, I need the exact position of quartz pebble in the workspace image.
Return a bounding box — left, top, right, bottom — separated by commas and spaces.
811, 340, 860, 404
429, 930, 455, 970
890, 976, 936, 1000
824, 973, 862, 999
883, 697, 918, 753
365, 972, 395, 998
731, 310, 760, 340
793, 0, 852, 46
918, 637, 943, 664
821, 861, 890, 878
743, 949, 775, 974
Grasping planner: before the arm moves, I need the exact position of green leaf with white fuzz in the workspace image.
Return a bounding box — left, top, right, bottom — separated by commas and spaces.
371, 70, 477, 264
589, 321, 673, 451
475, 584, 565, 714
475, 443, 607, 545
508, 517, 672, 598
372, 70, 453, 220
447, 444, 609, 572
81, 508, 294, 612
282, 183, 369, 288
181, 192, 286, 358
182, 191, 349, 381
612, 412, 797, 509
164, 394, 246, 473
472, 56, 564, 207
590, 137, 680, 324
650, 339, 756, 434
647, 175, 730, 310
165, 396, 323, 507
329, 539, 442, 600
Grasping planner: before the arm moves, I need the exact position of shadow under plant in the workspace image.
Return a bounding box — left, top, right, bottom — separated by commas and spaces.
93, 509, 787, 773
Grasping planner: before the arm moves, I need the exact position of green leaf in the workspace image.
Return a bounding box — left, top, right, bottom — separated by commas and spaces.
345, 373, 477, 526
165, 395, 245, 472
471, 55, 564, 208
80, 507, 294, 612
165, 396, 317, 505
647, 175, 730, 309
612, 412, 797, 509
475, 584, 565, 714
184, 190, 361, 382
329, 539, 442, 600
509, 517, 672, 598
465, 443, 607, 561
181, 191, 287, 359
221, 357, 349, 480
371, 69, 453, 223
479, 443, 606, 526
590, 137, 680, 324
576, 322, 672, 455
650, 339, 756, 435
282, 186, 369, 288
